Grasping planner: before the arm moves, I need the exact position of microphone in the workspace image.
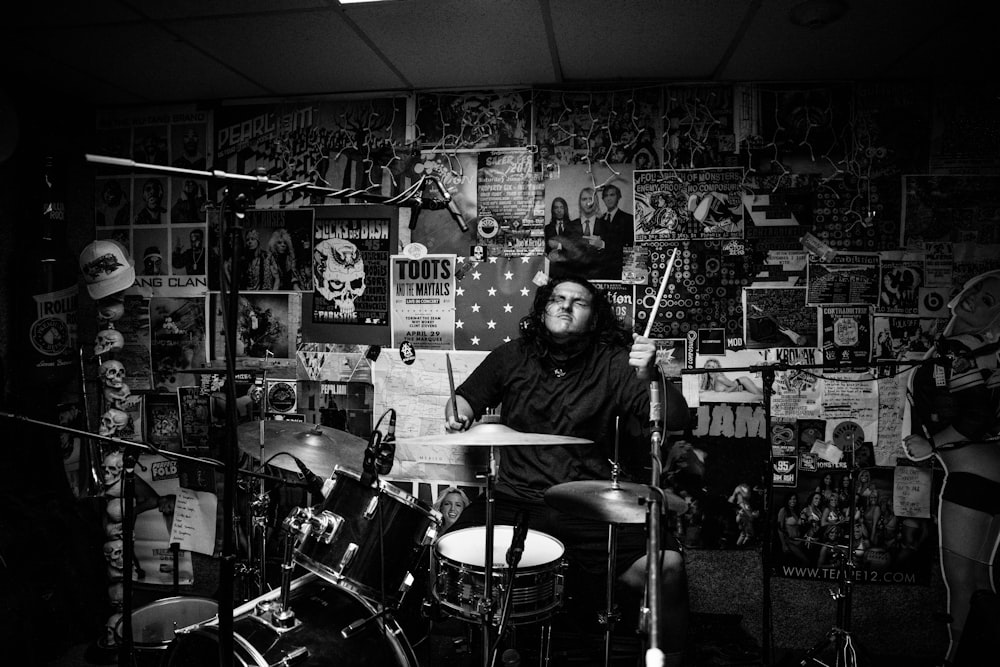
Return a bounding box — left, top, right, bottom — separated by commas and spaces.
360, 429, 382, 487
375, 410, 396, 476
293, 457, 326, 501
445, 196, 469, 233
649, 377, 663, 435
505, 511, 530, 568
430, 176, 469, 232
501, 648, 522, 666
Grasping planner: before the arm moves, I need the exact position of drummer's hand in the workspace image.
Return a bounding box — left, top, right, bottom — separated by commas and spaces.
630, 333, 657, 380
445, 395, 474, 433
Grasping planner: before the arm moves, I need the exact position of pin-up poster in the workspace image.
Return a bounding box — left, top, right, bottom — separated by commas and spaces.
310, 205, 397, 334
770, 467, 934, 585
390, 255, 456, 350
634, 168, 745, 242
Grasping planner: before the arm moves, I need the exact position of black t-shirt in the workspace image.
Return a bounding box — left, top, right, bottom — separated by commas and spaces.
456, 338, 649, 500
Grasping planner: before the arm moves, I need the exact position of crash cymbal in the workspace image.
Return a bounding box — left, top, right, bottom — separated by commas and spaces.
398, 422, 592, 447
544, 480, 689, 524
238, 420, 367, 475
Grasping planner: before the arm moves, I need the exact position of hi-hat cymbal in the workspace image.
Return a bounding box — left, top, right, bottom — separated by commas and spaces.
398, 422, 592, 447
238, 420, 367, 474
544, 480, 689, 524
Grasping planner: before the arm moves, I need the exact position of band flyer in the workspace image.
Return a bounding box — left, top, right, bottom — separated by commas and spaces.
390, 254, 456, 350
805, 252, 880, 305
312, 208, 393, 326
819, 305, 872, 368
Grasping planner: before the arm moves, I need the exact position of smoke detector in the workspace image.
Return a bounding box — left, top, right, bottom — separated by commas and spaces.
789, 0, 849, 29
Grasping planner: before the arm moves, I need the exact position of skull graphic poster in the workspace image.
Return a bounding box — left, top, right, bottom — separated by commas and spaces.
390, 255, 456, 350
311, 205, 396, 333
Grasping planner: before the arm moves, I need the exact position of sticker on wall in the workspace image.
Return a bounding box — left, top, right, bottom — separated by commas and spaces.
918, 286, 949, 318
399, 341, 416, 365
266, 379, 298, 414
477, 216, 499, 239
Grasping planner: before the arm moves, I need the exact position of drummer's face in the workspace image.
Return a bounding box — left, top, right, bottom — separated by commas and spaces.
544, 281, 594, 339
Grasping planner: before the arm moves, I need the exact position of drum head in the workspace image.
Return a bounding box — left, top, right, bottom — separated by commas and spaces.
436, 526, 564, 568
129, 596, 218, 646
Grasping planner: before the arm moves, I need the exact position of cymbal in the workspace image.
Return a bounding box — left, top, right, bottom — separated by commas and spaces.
398, 422, 592, 447
238, 420, 367, 475
544, 480, 689, 524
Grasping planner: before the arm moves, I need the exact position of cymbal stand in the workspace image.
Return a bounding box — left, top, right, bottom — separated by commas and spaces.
798, 436, 868, 667
480, 442, 498, 667
601, 425, 625, 667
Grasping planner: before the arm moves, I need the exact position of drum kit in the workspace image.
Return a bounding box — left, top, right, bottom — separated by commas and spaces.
146, 416, 682, 667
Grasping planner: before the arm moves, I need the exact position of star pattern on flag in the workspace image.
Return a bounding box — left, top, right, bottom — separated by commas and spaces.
454, 255, 545, 350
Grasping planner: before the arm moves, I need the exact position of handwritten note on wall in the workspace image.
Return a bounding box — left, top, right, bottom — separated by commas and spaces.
893, 465, 932, 518
168, 487, 218, 555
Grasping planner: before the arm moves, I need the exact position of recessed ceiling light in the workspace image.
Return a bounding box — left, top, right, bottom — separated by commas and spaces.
339, 0, 403, 5
789, 0, 849, 29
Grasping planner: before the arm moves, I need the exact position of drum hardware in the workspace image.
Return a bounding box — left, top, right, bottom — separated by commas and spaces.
401, 420, 590, 667
163, 572, 419, 666
797, 435, 872, 667
85, 151, 464, 665
489, 512, 531, 666
0, 409, 232, 665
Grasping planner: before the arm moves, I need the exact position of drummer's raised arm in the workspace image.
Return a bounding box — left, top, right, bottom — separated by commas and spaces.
445, 394, 474, 432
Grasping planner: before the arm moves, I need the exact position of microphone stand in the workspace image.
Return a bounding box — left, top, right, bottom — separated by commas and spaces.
643, 373, 665, 663
0, 413, 302, 665
117, 442, 138, 667
342, 410, 399, 643
215, 179, 258, 667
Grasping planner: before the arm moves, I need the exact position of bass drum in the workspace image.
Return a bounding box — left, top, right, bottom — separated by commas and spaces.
161, 575, 417, 667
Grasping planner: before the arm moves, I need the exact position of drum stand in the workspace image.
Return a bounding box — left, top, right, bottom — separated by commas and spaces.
797, 438, 870, 667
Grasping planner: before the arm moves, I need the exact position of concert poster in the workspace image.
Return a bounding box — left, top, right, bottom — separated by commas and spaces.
819, 305, 872, 368
390, 254, 456, 350
805, 253, 880, 305
213, 98, 410, 209
309, 205, 397, 341
206, 208, 315, 292
633, 167, 745, 242
476, 149, 540, 257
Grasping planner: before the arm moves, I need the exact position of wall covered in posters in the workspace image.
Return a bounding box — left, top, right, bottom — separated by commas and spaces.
74, 82, 1000, 635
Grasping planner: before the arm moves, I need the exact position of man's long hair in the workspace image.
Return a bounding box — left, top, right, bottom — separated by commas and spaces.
518, 276, 632, 356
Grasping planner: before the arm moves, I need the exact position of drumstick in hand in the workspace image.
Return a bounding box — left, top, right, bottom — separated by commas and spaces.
643, 247, 679, 338
446, 353, 459, 420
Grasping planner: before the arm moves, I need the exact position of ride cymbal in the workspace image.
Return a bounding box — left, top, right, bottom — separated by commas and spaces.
544, 480, 689, 524
398, 422, 593, 447
238, 420, 367, 474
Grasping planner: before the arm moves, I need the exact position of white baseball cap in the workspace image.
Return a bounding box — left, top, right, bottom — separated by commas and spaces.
79, 239, 135, 299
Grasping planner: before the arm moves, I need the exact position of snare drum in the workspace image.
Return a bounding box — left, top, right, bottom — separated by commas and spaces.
432, 525, 565, 625
290, 467, 441, 605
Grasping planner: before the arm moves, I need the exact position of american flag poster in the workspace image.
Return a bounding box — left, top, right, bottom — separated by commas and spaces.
454, 255, 545, 350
